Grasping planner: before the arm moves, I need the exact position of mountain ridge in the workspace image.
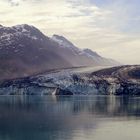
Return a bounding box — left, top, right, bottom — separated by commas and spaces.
0, 24, 119, 80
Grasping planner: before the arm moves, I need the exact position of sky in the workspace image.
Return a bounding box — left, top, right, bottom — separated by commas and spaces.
0, 0, 140, 64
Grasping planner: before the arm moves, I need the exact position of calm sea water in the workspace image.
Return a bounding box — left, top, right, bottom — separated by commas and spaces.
0, 95, 140, 140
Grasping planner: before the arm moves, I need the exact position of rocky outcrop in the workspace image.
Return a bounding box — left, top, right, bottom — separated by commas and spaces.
89, 65, 140, 95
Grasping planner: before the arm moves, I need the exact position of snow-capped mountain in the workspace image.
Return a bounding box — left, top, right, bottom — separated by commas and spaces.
0, 24, 119, 80
51, 35, 119, 66
52, 34, 83, 54
0, 24, 72, 80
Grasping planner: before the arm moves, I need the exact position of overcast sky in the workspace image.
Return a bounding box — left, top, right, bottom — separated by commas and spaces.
0, 0, 140, 64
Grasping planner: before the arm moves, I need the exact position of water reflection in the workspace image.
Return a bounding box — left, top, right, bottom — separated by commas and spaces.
0, 95, 139, 140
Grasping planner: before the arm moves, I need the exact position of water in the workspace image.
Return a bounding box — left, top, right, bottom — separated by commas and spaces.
0, 95, 140, 140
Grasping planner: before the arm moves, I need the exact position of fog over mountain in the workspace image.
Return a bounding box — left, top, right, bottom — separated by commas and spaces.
0, 24, 119, 80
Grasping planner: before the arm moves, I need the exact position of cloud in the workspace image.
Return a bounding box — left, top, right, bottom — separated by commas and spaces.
9, 0, 21, 6
0, 0, 140, 64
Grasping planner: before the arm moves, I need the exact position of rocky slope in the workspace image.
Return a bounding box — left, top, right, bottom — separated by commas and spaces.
89, 65, 140, 95
0, 24, 119, 80
51, 35, 119, 66
0, 65, 139, 95
83, 48, 118, 66
0, 24, 71, 80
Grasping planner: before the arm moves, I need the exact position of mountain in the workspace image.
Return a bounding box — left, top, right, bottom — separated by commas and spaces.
83, 48, 119, 66
0, 24, 72, 80
0, 24, 119, 80
51, 35, 99, 66
51, 35, 119, 66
